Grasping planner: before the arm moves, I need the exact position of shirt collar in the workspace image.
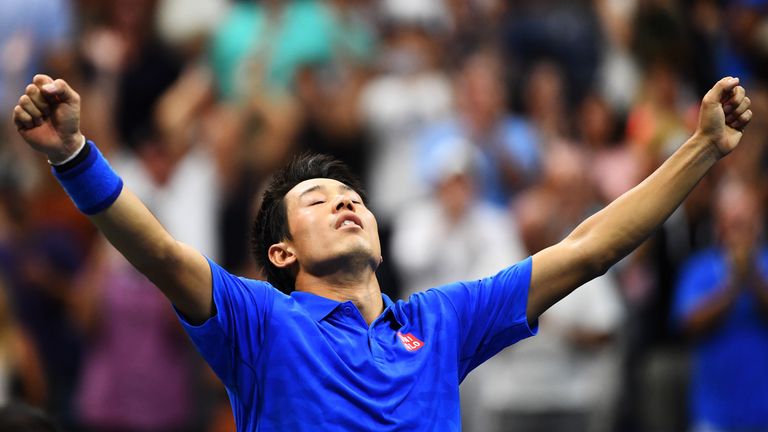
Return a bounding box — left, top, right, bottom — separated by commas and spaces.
291, 291, 400, 324
291, 291, 341, 321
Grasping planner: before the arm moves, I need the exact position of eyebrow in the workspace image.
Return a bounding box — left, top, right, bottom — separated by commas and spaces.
298, 183, 355, 199
298, 185, 323, 198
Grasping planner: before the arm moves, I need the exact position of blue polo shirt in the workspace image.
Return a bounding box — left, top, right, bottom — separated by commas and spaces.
672, 248, 768, 429
178, 257, 536, 431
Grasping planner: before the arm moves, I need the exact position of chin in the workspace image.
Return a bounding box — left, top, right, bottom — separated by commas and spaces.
331, 243, 377, 266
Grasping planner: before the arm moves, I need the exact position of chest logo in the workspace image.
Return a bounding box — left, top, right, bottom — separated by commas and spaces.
397, 332, 425, 352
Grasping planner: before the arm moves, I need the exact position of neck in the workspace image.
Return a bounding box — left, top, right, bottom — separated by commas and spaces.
295, 264, 384, 325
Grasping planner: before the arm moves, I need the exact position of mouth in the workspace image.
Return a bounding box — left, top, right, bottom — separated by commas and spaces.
335, 213, 364, 230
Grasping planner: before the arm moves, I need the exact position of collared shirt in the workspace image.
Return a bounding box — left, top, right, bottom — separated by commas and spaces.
178, 256, 536, 431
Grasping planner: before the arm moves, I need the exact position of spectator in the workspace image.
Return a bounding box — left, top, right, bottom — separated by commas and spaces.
72, 241, 197, 432
502, 0, 601, 106
492, 142, 625, 432
673, 177, 768, 432
391, 142, 526, 298
208, 0, 374, 102
359, 13, 453, 223
419, 49, 540, 208
293, 0, 379, 179
593, 0, 641, 113
0, 280, 46, 408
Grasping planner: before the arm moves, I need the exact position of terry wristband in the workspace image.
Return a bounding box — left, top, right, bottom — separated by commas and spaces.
52, 140, 124, 215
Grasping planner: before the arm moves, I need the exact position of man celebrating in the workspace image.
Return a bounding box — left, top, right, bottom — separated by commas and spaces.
674, 178, 768, 431
12, 74, 752, 430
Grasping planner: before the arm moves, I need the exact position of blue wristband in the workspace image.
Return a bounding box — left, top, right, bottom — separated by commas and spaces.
52, 140, 124, 215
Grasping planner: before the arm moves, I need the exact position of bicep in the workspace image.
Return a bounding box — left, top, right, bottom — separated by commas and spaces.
529, 238, 597, 321
163, 241, 213, 325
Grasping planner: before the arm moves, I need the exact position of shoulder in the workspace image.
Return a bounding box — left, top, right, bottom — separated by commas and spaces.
207, 258, 285, 302
414, 258, 533, 307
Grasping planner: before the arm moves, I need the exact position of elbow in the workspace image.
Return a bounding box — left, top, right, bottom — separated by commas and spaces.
132, 237, 185, 280
592, 253, 616, 278
566, 236, 616, 281
156, 240, 187, 272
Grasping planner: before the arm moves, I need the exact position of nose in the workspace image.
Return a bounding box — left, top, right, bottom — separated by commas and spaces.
334, 195, 355, 212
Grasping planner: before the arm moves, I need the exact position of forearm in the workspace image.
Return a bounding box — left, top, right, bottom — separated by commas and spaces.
682, 285, 739, 339
90, 188, 212, 322
529, 134, 719, 319
91, 189, 180, 280
571, 134, 719, 274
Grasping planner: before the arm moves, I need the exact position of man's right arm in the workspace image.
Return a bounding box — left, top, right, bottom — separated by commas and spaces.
91, 189, 213, 323
12, 74, 213, 324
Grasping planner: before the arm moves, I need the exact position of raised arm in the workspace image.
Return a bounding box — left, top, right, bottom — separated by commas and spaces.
12, 74, 213, 324
527, 77, 753, 321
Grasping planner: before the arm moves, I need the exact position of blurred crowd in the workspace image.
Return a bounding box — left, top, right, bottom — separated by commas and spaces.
0, 0, 767, 431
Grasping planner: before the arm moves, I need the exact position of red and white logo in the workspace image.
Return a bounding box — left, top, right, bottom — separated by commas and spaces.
397, 332, 425, 352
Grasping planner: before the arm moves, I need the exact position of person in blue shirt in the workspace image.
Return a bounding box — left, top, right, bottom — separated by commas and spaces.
673, 178, 768, 432
12, 74, 753, 430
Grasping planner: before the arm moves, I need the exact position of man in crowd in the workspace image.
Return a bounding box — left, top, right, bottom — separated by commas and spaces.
674, 178, 768, 431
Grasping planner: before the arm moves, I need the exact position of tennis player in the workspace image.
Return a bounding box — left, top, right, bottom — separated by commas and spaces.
12, 74, 752, 430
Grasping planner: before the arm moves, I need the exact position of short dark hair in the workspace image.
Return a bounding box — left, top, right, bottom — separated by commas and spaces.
250, 153, 367, 293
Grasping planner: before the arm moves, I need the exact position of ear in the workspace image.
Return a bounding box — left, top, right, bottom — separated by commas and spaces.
268, 242, 297, 268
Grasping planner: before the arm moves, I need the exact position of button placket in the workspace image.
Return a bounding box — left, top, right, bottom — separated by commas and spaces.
368, 328, 384, 362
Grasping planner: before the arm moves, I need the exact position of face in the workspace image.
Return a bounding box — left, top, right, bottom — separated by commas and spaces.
716, 182, 762, 252
459, 54, 505, 130
272, 178, 381, 275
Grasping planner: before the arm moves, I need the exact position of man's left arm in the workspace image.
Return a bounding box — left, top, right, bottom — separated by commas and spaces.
527, 77, 753, 322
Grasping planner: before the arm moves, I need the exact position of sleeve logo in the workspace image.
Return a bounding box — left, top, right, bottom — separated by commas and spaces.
397, 332, 425, 352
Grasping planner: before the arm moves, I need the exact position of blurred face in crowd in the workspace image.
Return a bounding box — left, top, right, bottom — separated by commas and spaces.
273, 178, 381, 277
645, 61, 679, 107
110, 0, 156, 32
382, 27, 437, 75
525, 61, 565, 123
437, 172, 475, 223
579, 93, 614, 148
457, 52, 506, 132
716, 180, 762, 253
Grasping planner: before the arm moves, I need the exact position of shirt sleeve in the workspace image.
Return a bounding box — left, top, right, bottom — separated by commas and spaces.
671, 252, 724, 329
433, 257, 538, 380
175, 257, 277, 387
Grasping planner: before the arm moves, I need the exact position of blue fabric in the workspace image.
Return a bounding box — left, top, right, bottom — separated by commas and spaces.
178, 257, 537, 431
672, 248, 768, 429
418, 116, 540, 207
52, 141, 123, 215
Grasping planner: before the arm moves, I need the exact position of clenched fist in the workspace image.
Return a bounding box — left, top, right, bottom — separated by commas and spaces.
12, 74, 84, 164
696, 76, 753, 158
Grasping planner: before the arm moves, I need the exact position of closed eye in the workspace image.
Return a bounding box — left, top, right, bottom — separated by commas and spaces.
310, 201, 325, 206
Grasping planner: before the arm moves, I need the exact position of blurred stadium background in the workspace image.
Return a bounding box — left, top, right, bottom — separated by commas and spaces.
0, 0, 767, 431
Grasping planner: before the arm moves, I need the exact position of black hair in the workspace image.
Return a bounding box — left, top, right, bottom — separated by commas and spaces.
250, 153, 367, 293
